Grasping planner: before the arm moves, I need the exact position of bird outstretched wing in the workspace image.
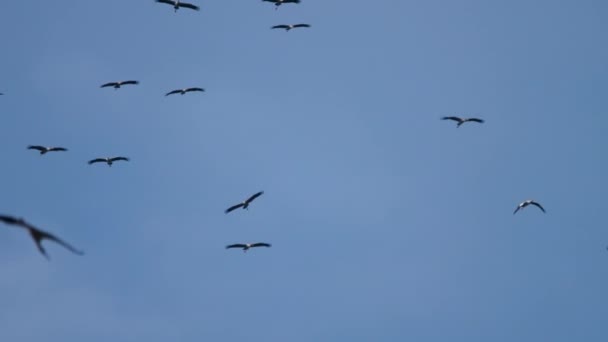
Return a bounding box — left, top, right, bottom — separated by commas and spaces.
530, 201, 546, 213
226, 244, 247, 249
156, 0, 175, 5
165, 90, 181, 96
27, 145, 46, 152
441, 116, 464, 123
88, 158, 107, 165
225, 203, 245, 214
185, 87, 204, 93
250, 243, 272, 248
465, 118, 484, 124
49, 147, 68, 152
121, 80, 139, 86
293, 24, 311, 28
272, 25, 290, 29
245, 191, 264, 204
0, 215, 24, 226
100, 82, 118, 88
513, 205, 522, 215
179, 2, 200, 10
110, 157, 130, 162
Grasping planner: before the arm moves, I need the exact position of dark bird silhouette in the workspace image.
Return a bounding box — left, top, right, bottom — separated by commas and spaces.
513, 200, 546, 215
88, 156, 130, 166
100, 80, 139, 89
225, 191, 264, 214
271, 24, 311, 31
441, 116, 484, 127
165, 87, 205, 96
263, 0, 300, 9
156, 0, 199, 11
27, 145, 68, 155
0, 215, 84, 259
226, 242, 271, 252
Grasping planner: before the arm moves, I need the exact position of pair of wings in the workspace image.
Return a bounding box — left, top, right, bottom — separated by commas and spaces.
441, 116, 484, 124
28, 145, 68, 152
272, 24, 310, 29
165, 88, 205, 96
264, 0, 301, 3
226, 243, 271, 249
225, 191, 264, 213
0, 215, 84, 259
157, 0, 200, 10
88, 157, 130, 164
100, 80, 139, 88
514, 201, 546, 214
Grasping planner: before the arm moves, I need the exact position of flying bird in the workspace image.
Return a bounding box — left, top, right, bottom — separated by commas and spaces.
88, 156, 130, 166
226, 242, 272, 252
0, 215, 84, 259
271, 24, 311, 31
225, 191, 264, 214
441, 116, 484, 127
156, 0, 199, 11
513, 200, 546, 215
165, 87, 205, 96
27, 145, 68, 155
100, 80, 139, 89
263, 0, 301, 9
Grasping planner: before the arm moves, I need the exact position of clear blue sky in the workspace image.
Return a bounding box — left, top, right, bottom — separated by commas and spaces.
1, 0, 607, 341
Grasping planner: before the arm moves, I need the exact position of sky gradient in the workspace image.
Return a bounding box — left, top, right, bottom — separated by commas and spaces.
1, 1, 608, 341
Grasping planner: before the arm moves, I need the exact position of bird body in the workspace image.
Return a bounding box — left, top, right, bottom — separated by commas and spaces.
0, 215, 84, 259
165, 87, 205, 96
156, 0, 200, 11
226, 242, 271, 252
100, 80, 139, 89
88, 156, 130, 166
514, 200, 546, 215
27, 145, 68, 155
225, 191, 264, 213
441, 116, 484, 127
271, 24, 310, 31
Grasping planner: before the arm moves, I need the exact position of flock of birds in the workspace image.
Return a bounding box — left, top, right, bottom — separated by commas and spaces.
0, 0, 549, 260
0, 0, 313, 259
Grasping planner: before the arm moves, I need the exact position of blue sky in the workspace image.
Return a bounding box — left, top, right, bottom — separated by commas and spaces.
1, 0, 607, 340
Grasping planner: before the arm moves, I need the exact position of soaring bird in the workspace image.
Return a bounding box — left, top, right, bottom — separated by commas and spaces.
156, 0, 199, 11
225, 191, 264, 214
100, 80, 139, 89
263, 0, 301, 9
0, 215, 84, 259
165, 87, 205, 96
441, 116, 484, 127
226, 242, 271, 252
513, 200, 546, 215
88, 156, 130, 166
271, 24, 311, 31
27, 145, 68, 155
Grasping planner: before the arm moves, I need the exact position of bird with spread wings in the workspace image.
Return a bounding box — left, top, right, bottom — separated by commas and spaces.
100, 80, 139, 89
27, 145, 68, 155
225, 191, 264, 214
513, 200, 546, 215
271, 24, 311, 31
165, 87, 205, 96
226, 242, 272, 252
156, 0, 199, 11
88, 156, 130, 167
0, 215, 84, 259
441, 116, 484, 127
